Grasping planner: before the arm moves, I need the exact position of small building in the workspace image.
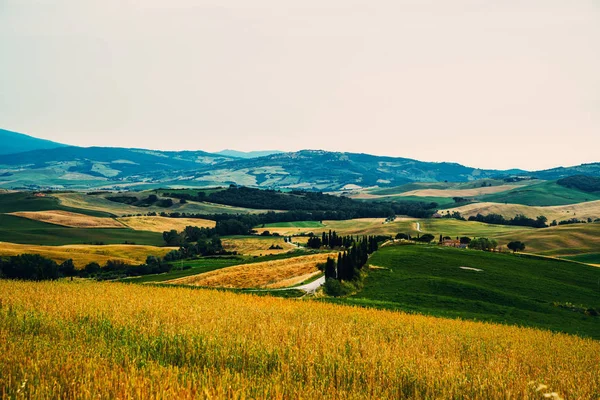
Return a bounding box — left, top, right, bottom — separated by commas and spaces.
431, 212, 443, 218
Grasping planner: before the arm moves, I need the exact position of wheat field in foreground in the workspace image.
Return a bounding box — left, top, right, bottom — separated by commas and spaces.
0, 242, 175, 267
166, 253, 334, 288
1, 280, 598, 399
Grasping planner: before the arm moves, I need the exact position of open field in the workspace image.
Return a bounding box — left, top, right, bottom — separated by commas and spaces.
222, 236, 298, 256
8, 210, 125, 228
0, 242, 174, 267
55, 192, 267, 217
444, 200, 600, 222
0, 192, 112, 217
255, 218, 531, 238
166, 253, 334, 288
117, 215, 215, 232
494, 222, 600, 257
335, 244, 600, 338
563, 253, 600, 267
1, 280, 599, 399
262, 221, 324, 228
390, 184, 524, 198
480, 181, 600, 206
0, 214, 164, 246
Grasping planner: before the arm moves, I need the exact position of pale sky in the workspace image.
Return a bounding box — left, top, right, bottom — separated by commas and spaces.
1, 0, 598, 170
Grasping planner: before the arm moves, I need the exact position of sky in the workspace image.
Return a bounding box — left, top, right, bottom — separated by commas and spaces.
1, 0, 599, 171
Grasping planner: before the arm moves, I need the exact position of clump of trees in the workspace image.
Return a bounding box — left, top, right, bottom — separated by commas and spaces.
557, 175, 600, 193
468, 238, 498, 251
468, 213, 548, 228
507, 241, 526, 253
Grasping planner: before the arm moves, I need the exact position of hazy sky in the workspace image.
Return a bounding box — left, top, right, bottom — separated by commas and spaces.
1, 1, 598, 170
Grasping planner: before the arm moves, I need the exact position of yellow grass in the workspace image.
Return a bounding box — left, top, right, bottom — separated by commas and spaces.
0, 242, 175, 267
166, 253, 334, 288
8, 210, 124, 228
117, 216, 215, 232
1, 280, 599, 399
445, 200, 600, 222
221, 236, 298, 256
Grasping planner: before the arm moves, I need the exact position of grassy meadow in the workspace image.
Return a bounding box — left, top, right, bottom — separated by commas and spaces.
334, 244, 600, 338
0, 214, 164, 246
480, 181, 600, 206
1, 280, 599, 399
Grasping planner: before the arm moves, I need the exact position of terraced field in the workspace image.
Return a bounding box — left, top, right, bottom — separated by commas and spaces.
0, 242, 174, 267
166, 253, 334, 288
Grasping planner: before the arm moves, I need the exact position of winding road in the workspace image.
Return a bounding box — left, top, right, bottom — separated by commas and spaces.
416, 222, 422, 232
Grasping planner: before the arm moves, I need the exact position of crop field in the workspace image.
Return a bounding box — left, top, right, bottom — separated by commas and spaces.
221, 236, 297, 256
336, 244, 600, 338
262, 221, 324, 228
494, 222, 600, 257
1, 281, 599, 399
0, 192, 112, 217
480, 181, 600, 206
395, 184, 524, 198
55, 192, 266, 217
117, 216, 215, 232
166, 253, 334, 288
444, 200, 600, 222
8, 210, 125, 228
563, 253, 600, 266
254, 218, 530, 239
0, 214, 164, 246
0, 242, 174, 267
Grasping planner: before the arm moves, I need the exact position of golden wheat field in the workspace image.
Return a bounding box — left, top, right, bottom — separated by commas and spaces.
166, 253, 334, 288
8, 210, 125, 228
254, 218, 419, 237
0, 280, 599, 399
117, 216, 216, 232
221, 236, 297, 256
0, 242, 175, 268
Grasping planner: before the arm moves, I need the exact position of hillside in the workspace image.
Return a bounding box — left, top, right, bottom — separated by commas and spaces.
339, 244, 600, 338
0, 128, 66, 155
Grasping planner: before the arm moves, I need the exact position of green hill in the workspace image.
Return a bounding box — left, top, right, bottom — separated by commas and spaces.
333, 244, 600, 338
480, 181, 600, 206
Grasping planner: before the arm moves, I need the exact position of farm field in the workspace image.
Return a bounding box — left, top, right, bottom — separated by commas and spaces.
335, 244, 600, 338
54, 192, 267, 217
117, 215, 215, 232
262, 221, 324, 228
8, 210, 125, 228
563, 253, 600, 266
494, 222, 600, 257
125, 252, 310, 284
221, 236, 298, 256
0, 191, 111, 217
0, 242, 174, 267
480, 181, 600, 206
254, 218, 530, 238
1, 280, 599, 399
443, 200, 600, 222
0, 214, 164, 246
166, 253, 334, 288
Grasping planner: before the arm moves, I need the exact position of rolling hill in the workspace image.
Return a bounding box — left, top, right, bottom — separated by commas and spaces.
0, 129, 66, 155
1, 129, 599, 190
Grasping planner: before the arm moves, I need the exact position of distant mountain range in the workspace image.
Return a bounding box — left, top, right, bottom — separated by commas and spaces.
215, 149, 283, 159
0, 128, 66, 155
0, 129, 598, 190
